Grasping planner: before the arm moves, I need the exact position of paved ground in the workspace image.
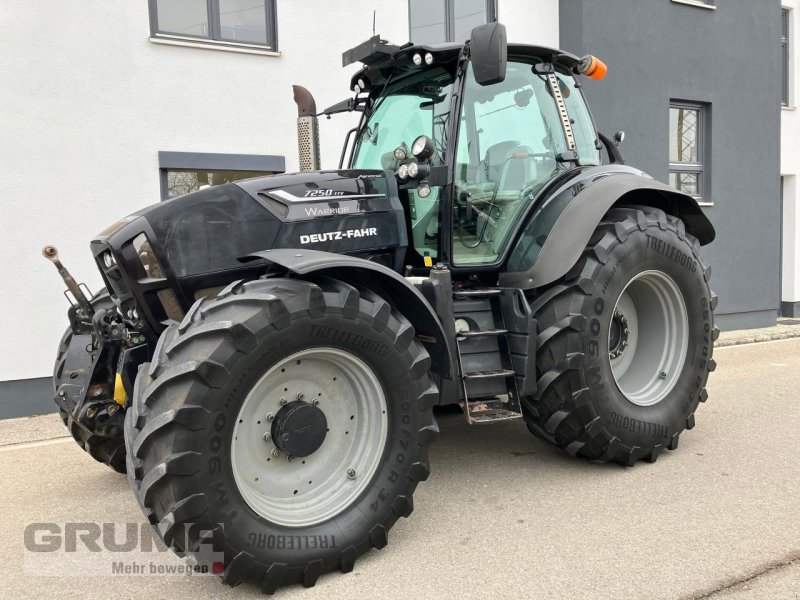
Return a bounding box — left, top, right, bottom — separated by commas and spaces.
2, 338, 799, 599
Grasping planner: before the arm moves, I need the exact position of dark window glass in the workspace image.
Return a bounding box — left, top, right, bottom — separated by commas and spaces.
409, 0, 494, 44
669, 103, 708, 202
669, 172, 699, 196
165, 169, 272, 198
151, 0, 276, 49
410, 0, 447, 44
155, 0, 209, 37
219, 0, 268, 44
453, 0, 488, 43
669, 106, 699, 163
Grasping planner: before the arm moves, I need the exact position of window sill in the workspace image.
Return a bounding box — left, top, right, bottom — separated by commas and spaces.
149, 36, 280, 57
671, 0, 716, 10
696, 200, 714, 207
782, 105, 797, 111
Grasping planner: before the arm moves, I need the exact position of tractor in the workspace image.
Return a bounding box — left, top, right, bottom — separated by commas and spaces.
45, 23, 717, 593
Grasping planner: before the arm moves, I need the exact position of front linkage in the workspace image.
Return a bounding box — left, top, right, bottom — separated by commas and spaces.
44, 245, 143, 473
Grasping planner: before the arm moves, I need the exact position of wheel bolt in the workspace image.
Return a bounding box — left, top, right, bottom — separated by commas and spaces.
280, 397, 287, 405
263, 432, 271, 442
312, 399, 320, 406
346, 468, 356, 479
624, 328, 629, 334
86, 408, 96, 419
287, 455, 295, 463
659, 371, 667, 379
297, 392, 304, 401
271, 448, 280, 457
267, 413, 274, 422
281, 433, 290, 442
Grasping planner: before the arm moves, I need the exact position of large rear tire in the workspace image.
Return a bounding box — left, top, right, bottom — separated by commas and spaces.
523, 206, 718, 466
125, 276, 438, 592
53, 289, 127, 473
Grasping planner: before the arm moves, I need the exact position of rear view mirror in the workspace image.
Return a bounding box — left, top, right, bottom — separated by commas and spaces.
470, 22, 507, 86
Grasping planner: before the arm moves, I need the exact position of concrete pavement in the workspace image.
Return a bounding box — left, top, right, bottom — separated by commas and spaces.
2, 338, 800, 599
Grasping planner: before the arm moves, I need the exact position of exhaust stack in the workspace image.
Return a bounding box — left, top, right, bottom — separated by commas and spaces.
292, 85, 320, 171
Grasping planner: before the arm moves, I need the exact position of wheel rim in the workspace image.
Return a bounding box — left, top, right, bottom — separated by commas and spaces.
609, 270, 689, 407
231, 347, 388, 527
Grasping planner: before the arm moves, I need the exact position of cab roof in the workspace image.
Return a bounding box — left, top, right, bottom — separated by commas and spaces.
345, 36, 582, 92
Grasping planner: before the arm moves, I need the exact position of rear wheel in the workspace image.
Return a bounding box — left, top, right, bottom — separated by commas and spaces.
125, 276, 438, 592
523, 206, 718, 465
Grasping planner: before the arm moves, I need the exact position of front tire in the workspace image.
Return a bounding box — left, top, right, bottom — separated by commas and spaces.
523, 206, 718, 465
125, 276, 438, 592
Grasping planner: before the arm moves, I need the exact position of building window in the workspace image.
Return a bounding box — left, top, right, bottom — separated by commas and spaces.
409, 0, 497, 45
783, 8, 791, 106
669, 102, 709, 203
149, 0, 278, 50
158, 152, 285, 199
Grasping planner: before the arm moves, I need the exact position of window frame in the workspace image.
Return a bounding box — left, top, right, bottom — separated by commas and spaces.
148, 0, 278, 52
668, 101, 711, 206
782, 8, 791, 107
408, 0, 497, 45
671, 0, 716, 10
158, 151, 285, 200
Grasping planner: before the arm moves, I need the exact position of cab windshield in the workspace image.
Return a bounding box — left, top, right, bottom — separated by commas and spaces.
351, 69, 455, 260
351, 69, 455, 170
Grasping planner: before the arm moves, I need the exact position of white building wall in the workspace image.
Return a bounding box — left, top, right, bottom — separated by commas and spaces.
782, 1, 800, 312
0, 0, 559, 384
0, 0, 408, 382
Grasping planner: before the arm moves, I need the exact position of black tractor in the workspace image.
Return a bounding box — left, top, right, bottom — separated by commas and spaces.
46, 24, 717, 593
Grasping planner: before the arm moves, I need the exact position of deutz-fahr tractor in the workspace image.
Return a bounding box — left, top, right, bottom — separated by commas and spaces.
45, 23, 717, 592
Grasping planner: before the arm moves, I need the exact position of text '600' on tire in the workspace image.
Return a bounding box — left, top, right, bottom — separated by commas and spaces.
124, 276, 439, 593
523, 206, 718, 466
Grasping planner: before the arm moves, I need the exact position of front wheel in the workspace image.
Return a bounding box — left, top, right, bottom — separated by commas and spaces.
523, 206, 718, 466
125, 276, 438, 592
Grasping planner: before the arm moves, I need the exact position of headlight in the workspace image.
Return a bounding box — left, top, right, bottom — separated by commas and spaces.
424, 52, 434, 65
412, 53, 423, 66
102, 251, 116, 269
411, 135, 434, 160
396, 164, 410, 180
407, 162, 419, 178
393, 144, 408, 161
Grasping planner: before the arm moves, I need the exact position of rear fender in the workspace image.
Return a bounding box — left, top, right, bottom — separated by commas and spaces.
246, 249, 455, 380
500, 167, 715, 289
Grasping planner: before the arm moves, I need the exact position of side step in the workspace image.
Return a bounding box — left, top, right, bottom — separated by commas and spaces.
454, 287, 522, 424
459, 328, 507, 339
466, 398, 522, 423
463, 369, 515, 379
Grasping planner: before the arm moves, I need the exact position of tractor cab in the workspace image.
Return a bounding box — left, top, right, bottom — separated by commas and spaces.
344, 25, 606, 270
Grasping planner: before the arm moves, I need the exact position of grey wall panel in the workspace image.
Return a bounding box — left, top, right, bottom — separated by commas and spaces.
560, 0, 782, 323
0, 377, 56, 420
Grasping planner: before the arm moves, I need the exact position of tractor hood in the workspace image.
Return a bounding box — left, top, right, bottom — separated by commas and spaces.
90, 169, 407, 324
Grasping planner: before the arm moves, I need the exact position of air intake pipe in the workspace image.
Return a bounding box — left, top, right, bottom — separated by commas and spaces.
292, 85, 321, 171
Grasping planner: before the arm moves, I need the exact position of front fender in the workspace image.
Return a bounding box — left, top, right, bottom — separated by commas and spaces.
247, 249, 455, 379
500, 167, 715, 289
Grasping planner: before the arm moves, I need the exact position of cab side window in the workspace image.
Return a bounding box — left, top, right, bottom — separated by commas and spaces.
452, 61, 567, 265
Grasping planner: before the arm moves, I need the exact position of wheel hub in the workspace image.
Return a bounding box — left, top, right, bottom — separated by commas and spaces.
271, 400, 328, 458
609, 309, 629, 359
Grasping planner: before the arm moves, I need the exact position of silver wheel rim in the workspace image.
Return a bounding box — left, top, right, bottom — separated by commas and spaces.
609, 270, 689, 407
231, 347, 388, 527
